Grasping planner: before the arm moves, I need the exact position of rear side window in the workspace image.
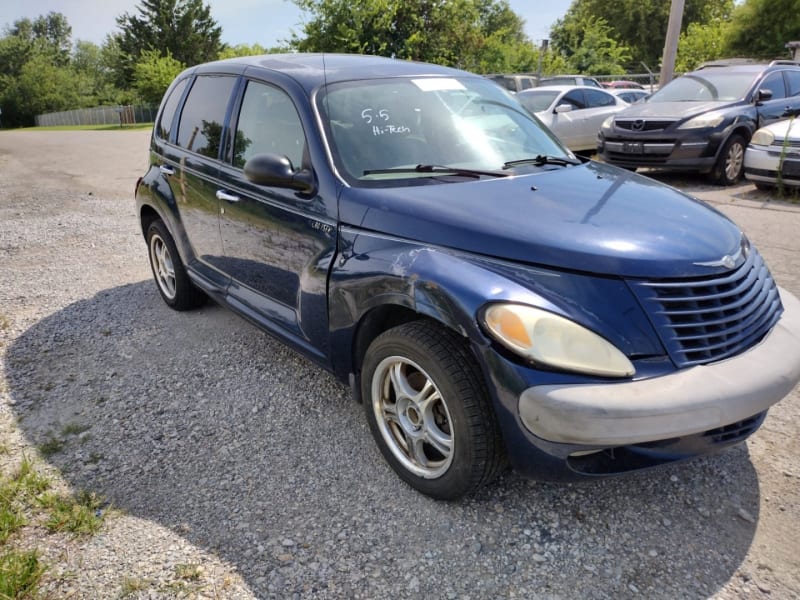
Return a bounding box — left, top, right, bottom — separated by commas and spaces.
156, 78, 189, 141
176, 75, 237, 158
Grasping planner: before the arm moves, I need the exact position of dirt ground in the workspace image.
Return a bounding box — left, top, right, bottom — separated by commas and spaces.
0, 128, 799, 599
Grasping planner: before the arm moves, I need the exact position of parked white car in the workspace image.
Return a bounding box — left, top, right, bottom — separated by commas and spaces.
517, 86, 629, 152
609, 88, 650, 104
744, 118, 800, 190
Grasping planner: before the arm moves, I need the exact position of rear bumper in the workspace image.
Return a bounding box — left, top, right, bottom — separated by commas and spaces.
518, 287, 800, 446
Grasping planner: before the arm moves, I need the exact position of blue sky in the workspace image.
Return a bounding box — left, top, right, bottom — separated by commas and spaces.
0, 0, 572, 48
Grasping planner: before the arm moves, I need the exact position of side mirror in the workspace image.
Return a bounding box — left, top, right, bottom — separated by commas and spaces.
756, 88, 774, 103
554, 103, 574, 114
243, 153, 315, 194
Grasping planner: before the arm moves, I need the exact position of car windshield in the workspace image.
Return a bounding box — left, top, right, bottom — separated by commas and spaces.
517, 91, 560, 113
649, 71, 758, 102
318, 77, 568, 185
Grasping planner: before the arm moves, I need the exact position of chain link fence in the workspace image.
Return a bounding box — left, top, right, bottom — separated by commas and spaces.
35, 105, 157, 127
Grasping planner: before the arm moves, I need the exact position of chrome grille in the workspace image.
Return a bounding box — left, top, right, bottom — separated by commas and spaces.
629, 249, 783, 367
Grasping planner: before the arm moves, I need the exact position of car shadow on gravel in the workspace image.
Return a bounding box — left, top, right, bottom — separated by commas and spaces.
5, 281, 762, 598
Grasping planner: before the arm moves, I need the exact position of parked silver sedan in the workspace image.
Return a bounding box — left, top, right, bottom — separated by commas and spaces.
744, 118, 800, 190
517, 85, 629, 152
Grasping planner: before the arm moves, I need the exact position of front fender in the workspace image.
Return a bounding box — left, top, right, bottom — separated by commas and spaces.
328, 228, 663, 380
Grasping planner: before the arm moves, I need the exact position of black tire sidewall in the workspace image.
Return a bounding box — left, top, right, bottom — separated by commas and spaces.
361, 323, 489, 500
714, 134, 746, 185
146, 220, 202, 310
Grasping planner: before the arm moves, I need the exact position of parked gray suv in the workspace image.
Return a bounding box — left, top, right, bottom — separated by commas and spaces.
597, 61, 800, 184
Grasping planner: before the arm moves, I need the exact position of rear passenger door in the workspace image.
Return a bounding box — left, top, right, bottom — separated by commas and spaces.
162, 74, 238, 289
215, 78, 337, 361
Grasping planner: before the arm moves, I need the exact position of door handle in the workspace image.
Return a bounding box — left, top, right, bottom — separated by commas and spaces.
159, 164, 175, 176
216, 190, 240, 203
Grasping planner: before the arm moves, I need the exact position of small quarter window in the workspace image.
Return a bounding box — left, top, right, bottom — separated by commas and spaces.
156, 77, 189, 142
176, 75, 237, 159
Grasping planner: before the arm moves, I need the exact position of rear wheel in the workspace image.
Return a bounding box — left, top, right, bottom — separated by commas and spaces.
711, 134, 746, 185
146, 220, 205, 310
361, 321, 505, 500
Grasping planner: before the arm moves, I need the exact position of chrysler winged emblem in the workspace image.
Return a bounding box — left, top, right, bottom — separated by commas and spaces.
694, 247, 743, 269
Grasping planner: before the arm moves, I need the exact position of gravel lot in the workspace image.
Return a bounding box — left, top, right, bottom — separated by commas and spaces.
0, 129, 799, 599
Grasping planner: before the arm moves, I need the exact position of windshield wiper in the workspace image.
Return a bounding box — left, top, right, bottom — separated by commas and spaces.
502, 155, 582, 170
363, 164, 510, 178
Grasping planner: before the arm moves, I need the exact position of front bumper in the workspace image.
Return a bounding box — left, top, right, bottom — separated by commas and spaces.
744, 144, 800, 187
519, 287, 800, 446
598, 131, 720, 171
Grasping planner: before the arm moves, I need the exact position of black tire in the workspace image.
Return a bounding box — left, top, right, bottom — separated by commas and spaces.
146, 220, 205, 310
711, 134, 746, 186
361, 320, 505, 500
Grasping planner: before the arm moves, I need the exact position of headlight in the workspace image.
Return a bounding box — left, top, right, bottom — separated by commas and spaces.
750, 128, 775, 146
678, 112, 726, 129
601, 116, 614, 130
483, 304, 635, 378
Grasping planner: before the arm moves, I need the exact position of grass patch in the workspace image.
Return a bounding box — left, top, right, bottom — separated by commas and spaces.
0, 549, 45, 599
0, 314, 9, 331
61, 423, 90, 437
41, 490, 105, 536
18, 123, 153, 132
37, 437, 65, 457
119, 577, 151, 597
175, 563, 203, 581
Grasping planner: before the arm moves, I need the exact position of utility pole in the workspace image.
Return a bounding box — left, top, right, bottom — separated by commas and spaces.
659, 0, 685, 86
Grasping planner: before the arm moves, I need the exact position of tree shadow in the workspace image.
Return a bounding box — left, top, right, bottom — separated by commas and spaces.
5, 282, 760, 598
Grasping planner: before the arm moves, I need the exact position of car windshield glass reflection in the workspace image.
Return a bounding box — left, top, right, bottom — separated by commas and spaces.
650, 72, 757, 102
518, 91, 560, 113
319, 77, 568, 185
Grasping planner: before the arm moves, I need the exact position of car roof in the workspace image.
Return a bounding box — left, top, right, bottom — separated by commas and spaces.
189, 53, 474, 91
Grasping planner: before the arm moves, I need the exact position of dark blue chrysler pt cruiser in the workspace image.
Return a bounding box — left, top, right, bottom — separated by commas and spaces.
135, 54, 800, 500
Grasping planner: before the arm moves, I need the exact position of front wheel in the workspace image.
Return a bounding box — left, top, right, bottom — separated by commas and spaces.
711, 134, 746, 186
361, 321, 505, 500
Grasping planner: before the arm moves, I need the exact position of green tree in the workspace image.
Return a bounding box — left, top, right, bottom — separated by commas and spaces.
675, 19, 731, 72
218, 43, 290, 59
726, 0, 800, 60
551, 0, 734, 70
290, 0, 538, 73
132, 49, 186, 104
113, 0, 222, 86
550, 13, 631, 74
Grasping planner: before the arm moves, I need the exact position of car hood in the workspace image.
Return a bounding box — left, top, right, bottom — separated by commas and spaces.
616, 100, 733, 120
338, 161, 742, 279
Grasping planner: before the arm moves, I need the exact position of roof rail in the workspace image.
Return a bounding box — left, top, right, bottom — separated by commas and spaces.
768, 59, 800, 66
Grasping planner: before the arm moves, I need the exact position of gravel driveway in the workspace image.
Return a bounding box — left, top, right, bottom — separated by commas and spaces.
0, 129, 799, 599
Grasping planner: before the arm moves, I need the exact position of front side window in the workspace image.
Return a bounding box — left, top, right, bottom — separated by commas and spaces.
176, 75, 237, 158
760, 71, 787, 99
786, 70, 800, 96
585, 89, 616, 108
562, 90, 587, 110
319, 77, 567, 185
233, 81, 306, 169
